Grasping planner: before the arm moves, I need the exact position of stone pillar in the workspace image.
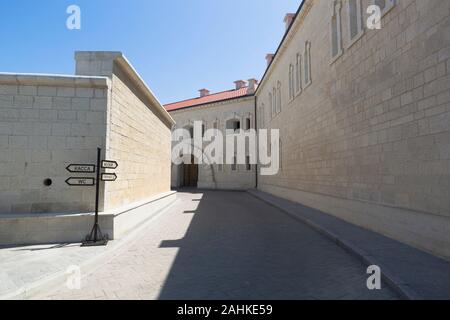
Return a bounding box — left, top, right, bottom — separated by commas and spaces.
75, 51, 122, 77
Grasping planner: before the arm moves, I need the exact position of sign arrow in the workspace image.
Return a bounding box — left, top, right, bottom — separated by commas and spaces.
102, 160, 118, 170
65, 177, 95, 186
66, 164, 96, 173
101, 173, 117, 182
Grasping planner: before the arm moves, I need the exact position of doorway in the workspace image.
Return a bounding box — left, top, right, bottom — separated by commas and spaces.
183, 156, 198, 187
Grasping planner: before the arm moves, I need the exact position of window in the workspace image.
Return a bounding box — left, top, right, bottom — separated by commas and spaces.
289, 64, 294, 100
261, 105, 265, 127
213, 120, 219, 130
331, 1, 343, 61
202, 123, 206, 137
245, 118, 251, 130
304, 41, 312, 86
296, 53, 302, 94
276, 82, 281, 114
348, 0, 363, 43
272, 87, 277, 116
218, 164, 223, 172
258, 104, 265, 128
373, 0, 396, 16
269, 92, 273, 118
226, 119, 240, 133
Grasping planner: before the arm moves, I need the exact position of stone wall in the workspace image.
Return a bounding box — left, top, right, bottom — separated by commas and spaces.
0, 75, 109, 214
256, 0, 450, 258
75, 51, 175, 212
0, 52, 175, 245
102, 65, 173, 210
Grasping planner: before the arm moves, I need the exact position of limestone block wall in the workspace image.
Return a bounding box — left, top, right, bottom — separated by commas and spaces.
102, 66, 173, 210
169, 97, 256, 190
256, 0, 450, 258
0, 75, 109, 213
74, 52, 175, 212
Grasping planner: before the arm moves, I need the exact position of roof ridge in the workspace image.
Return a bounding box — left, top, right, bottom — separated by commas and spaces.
164, 86, 248, 107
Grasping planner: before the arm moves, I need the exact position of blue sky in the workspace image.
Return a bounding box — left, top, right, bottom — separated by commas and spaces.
0, 0, 301, 104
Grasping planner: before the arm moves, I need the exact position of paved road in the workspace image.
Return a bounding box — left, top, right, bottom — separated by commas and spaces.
43, 191, 398, 300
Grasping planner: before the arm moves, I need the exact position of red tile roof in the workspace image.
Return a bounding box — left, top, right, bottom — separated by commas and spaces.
164, 86, 254, 112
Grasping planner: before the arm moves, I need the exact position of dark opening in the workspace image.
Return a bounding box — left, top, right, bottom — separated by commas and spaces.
226, 119, 241, 133
43, 178, 53, 187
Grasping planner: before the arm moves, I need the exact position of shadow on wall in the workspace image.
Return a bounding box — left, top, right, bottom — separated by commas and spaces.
156, 190, 396, 300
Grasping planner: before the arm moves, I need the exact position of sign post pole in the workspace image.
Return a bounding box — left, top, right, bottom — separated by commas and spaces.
65, 147, 118, 247
94, 147, 101, 242
82, 147, 108, 246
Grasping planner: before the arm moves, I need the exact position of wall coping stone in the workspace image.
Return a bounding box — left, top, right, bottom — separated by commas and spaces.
0, 72, 110, 88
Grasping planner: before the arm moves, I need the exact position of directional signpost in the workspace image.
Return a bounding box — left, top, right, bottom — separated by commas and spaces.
101, 173, 117, 182
65, 177, 95, 186
66, 164, 96, 173
65, 147, 119, 247
102, 160, 118, 170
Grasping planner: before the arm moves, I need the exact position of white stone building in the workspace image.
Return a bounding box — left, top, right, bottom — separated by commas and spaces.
255, 0, 450, 259
166, 80, 258, 190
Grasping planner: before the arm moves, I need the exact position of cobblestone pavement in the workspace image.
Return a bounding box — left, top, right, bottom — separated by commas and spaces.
41, 191, 398, 300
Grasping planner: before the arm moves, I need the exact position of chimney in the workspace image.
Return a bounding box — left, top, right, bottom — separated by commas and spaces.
284, 13, 296, 31
199, 88, 210, 97
266, 54, 275, 67
234, 80, 247, 90
247, 79, 258, 95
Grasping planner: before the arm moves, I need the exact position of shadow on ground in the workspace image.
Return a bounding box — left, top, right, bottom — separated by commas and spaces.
157, 190, 398, 300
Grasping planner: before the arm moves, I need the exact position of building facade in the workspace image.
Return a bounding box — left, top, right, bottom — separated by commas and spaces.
255, 0, 450, 259
166, 80, 257, 190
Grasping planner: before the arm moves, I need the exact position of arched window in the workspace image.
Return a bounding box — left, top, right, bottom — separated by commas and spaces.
245, 118, 251, 130
289, 64, 295, 100
331, 1, 343, 61
268, 92, 273, 119
304, 41, 312, 86
348, 0, 363, 43
276, 82, 281, 114
272, 87, 277, 116
373, 0, 395, 16
226, 119, 241, 133
296, 53, 302, 94
259, 103, 265, 128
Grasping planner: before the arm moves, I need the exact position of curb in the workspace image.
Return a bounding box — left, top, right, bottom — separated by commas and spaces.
1, 197, 180, 300
247, 190, 420, 300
